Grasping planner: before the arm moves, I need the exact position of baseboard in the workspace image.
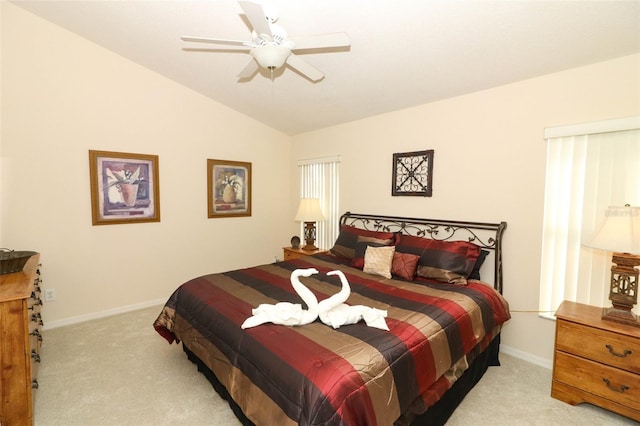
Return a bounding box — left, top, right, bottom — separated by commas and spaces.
500, 344, 553, 370
42, 298, 166, 330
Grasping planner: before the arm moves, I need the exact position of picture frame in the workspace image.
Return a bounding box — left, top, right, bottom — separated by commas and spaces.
89, 150, 160, 225
207, 159, 252, 218
392, 150, 434, 197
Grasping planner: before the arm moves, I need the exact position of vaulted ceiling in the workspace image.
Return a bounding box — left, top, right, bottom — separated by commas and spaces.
10, 0, 640, 135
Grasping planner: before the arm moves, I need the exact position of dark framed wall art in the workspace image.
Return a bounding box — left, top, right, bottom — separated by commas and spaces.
207, 159, 252, 218
89, 150, 161, 225
392, 150, 434, 197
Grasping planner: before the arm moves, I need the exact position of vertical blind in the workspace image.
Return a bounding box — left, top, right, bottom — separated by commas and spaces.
539, 118, 640, 318
298, 156, 340, 250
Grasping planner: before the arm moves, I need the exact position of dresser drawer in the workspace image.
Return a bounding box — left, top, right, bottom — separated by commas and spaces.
554, 351, 639, 411
556, 319, 640, 374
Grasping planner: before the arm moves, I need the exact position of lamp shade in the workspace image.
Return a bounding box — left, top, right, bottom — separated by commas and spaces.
294, 198, 324, 222
584, 205, 640, 254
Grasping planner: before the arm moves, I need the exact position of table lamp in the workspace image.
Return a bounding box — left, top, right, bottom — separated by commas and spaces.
584, 204, 640, 327
294, 198, 325, 251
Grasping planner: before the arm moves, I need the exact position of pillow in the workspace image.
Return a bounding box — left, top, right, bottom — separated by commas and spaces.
330, 225, 396, 260
391, 252, 420, 280
396, 234, 481, 285
351, 236, 395, 269
363, 245, 395, 279
469, 250, 490, 280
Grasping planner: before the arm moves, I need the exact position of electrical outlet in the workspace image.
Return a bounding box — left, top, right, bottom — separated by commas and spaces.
44, 289, 56, 302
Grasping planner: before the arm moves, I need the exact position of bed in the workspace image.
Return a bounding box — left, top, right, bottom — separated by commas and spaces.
154, 212, 510, 425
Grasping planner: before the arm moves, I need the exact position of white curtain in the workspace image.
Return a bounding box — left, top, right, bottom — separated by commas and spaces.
539, 121, 640, 318
298, 156, 340, 250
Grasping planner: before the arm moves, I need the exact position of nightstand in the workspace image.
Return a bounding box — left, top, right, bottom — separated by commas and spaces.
552, 301, 640, 422
283, 246, 327, 261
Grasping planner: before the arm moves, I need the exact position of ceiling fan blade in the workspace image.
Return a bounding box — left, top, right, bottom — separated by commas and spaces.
238, 1, 272, 38
182, 48, 251, 53
181, 36, 252, 47
290, 33, 350, 50
237, 59, 259, 79
286, 54, 324, 82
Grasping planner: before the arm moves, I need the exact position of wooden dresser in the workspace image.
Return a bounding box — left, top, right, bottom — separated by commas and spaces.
552, 301, 640, 422
0, 254, 42, 426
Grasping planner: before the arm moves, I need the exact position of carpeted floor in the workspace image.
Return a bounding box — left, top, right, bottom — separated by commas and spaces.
34, 306, 638, 426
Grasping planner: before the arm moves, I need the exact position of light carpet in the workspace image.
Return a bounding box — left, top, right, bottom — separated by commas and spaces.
34, 306, 637, 426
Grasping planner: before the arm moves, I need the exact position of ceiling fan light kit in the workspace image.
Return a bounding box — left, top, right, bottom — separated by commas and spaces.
181, 0, 350, 82
250, 44, 290, 70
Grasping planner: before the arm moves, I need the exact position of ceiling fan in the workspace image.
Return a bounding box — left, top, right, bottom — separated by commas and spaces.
181, 1, 350, 82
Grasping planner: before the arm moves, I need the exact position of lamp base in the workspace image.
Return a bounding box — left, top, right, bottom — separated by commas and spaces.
602, 306, 640, 328
301, 221, 318, 252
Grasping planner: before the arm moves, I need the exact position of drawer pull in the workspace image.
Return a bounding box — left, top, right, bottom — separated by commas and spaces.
605, 344, 632, 358
602, 378, 629, 393
31, 313, 43, 326
30, 329, 43, 342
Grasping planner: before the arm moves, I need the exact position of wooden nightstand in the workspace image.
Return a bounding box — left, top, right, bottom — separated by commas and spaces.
552, 301, 640, 422
283, 247, 327, 261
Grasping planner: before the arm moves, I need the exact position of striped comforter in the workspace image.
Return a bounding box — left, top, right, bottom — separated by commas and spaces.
154, 253, 510, 426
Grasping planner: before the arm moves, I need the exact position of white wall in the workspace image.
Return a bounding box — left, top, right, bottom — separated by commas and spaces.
291, 54, 640, 366
1, 3, 292, 325
0, 1, 4, 243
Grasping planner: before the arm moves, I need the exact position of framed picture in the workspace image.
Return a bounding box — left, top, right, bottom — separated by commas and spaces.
207, 159, 252, 218
89, 150, 160, 225
392, 150, 434, 197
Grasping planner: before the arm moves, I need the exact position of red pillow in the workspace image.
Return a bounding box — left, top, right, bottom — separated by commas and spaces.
391, 252, 420, 280
396, 234, 481, 284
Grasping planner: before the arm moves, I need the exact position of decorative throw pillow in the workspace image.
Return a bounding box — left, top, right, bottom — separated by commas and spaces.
363, 245, 395, 279
396, 234, 481, 285
351, 236, 395, 269
330, 225, 397, 260
391, 252, 420, 280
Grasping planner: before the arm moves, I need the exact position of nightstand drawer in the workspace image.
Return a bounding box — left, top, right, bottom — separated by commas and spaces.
283, 247, 326, 261
284, 250, 300, 261
556, 320, 640, 374
554, 351, 640, 410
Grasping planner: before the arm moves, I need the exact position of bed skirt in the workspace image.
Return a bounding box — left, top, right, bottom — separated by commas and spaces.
182, 334, 501, 426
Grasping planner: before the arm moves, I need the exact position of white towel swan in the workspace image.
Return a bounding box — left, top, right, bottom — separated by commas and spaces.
241, 268, 319, 329
318, 270, 389, 331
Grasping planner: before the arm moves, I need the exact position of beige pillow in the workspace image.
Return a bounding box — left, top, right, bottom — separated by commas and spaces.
363, 245, 395, 279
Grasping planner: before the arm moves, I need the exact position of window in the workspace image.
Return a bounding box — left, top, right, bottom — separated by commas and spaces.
298, 156, 340, 250
539, 117, 640, 319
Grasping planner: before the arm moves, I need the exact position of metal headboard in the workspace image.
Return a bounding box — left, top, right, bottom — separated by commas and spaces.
339, 212, 507, 294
